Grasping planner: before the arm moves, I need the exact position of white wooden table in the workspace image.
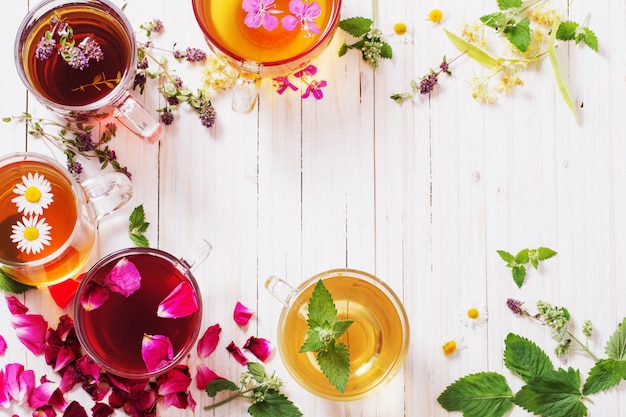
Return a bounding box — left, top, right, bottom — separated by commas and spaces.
1, 0, 625, 416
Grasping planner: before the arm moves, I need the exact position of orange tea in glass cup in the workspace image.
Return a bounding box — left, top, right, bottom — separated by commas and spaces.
192, 0, 342, 112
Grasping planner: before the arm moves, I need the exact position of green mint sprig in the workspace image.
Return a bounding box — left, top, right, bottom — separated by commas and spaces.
438, 317, 626, 417
204, 362, 303, 417
0, 269, 35, 294
497, 247, 557, 288
128, 204, 150, 247
337, 17, 392, 68
300, 279, 353, 393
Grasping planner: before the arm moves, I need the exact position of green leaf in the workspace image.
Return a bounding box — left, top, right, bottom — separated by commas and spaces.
129, 204, 147, 229
504, 333, 554, 383
332, 319, 353, 340
579, 28, 599, 51
537, 247, 558, 261
0, 269, 35, 294
606, 318, 626, 360
338, 42, 348, 57
205, 379, 239, 397
307, 280, 337, 329
300, 329, 326, 353
497, 0, 522, 9
548, 20, 577, 120
248, 362, 267, 384
513, 368, 587, 417
437, 372, 514, 417
582, 358, 626, 395
129, 233, 150, 248
380, 42, 393, 59
248, 390, 303, 417
512, 265, 527, 288
497, 250, 515, 263
338, 17, 373, 37
556, 21, 578, 41
480, 12, 509, 30
514, 249, 530, 264
317, 342, 351, 393
128, 204, 150, 247
444, 29, 500, 69
504, 17, 531, 52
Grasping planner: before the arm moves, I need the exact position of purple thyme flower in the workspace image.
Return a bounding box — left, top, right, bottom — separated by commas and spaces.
419, 73, 439, 95
75, 132, 95, 152
61, 46, 90, 70
67, 160, 83, 177
199, 105, 217, 128
506, 298, 525, 316
79, 37, 104, 62
35, 36, 56, 61
184, 47, 207, 62
104, 123, 117, 136
160, 111, 174, 125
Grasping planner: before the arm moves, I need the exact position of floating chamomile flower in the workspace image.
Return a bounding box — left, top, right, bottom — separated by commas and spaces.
11, 215, 52, 255
427, 9, 444, 24
11, 172, 54, 216
459, 302, 488, 327
442, 336, 465, 356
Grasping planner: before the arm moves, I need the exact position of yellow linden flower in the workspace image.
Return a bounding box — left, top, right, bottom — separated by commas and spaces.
428, 9, 443, 24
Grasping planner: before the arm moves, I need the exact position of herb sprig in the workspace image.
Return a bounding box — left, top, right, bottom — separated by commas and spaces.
497, 247, 557, 288
128, 204, 150, 247
205, 362, 303, 417
300, 279, 353, 393
338, 17, 392, 68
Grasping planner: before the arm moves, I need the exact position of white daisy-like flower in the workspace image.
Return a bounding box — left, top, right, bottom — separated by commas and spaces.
11, 216, 53, 255
442, 336, 466, 356
459, 302, 488, 327
11, 172, 54, 215
426, 9, 444, 25
383, 19, 414, 44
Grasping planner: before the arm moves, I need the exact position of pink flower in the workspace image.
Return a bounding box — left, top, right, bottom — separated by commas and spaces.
197, 323, 221, 358
302, 79, 327, 99
242, 0, 281, 31
233, 301, 254, 326
4, 363, 35, 405
78, 282, 109, 311
226, 341, 249, 366
195, 364, 223, 390
103, 257, 142, 297
273, 76, 299, 94
281, 0, 321, 35
0, 335, 7, 355
10, 313, 47, 355
157, 281, 198, 318
5, 296, 29, 315
141, 334, 174, 373
294, 64, 317, 78
243, 336, 274, 362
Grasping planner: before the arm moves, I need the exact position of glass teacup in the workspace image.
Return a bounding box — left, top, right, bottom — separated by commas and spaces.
266, 268, 410, 401
0, 152, 132, 287
74, 242, 211, 379
15, 0, 161, 143
192, 0, 342, 112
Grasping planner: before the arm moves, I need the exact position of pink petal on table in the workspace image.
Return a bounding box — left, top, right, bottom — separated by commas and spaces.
141, 334, 174, 373
157, 366, 191, 396
103, 257, 142, 297
79, 282, 109, 311
92, 403, 115, 417
0, 335, 7, 355
0, 370, 10, 408
4, 363, 35, 405
28, 379, 57, 408
196, 323, 221, 358
195, 364, 223, 390
10, 313, 47, 355
226, 341, 249, 366
157, 281, 198, 319
63, 400, 88, 417
5, 295, 29, 314
53, 345, 76, 372
233, 301, 254, 326
243, 336, 274, 362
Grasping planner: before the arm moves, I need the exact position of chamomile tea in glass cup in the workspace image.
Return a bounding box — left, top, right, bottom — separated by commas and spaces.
0, 152, 133, 287
74, 242, 211, 379
265, 268, 410, 401
192, 0, 342, 112
15, 0, 162, 143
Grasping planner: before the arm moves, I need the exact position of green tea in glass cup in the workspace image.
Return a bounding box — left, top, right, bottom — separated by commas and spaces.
265, 269, 410, 401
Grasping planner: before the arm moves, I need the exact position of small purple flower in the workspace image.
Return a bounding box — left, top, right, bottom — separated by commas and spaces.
419, 73, 439, 95
67, 160, 83, 176
160, 111, 174, 125
506, 298, 525, 316
104, 122, 117, 135
75, 132, 95, 152
183, 47, 207, 63
199, 106, 216, 128
35, 36, 56, 61
151, 19, 163, 33
282, 0, 321, 35
62, 46, 89, 70
293, 64, 317, 78
79, 37, 104, 62
242, 0, 281, 31
301, 79, 326, 99
272, 76, 298, 94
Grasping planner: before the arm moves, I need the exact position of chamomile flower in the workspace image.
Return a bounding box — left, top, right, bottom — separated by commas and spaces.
12, 172, 54, 216
384, 19, 413, 44
11, 216, 52, 255
427, 9, 444, 25
459, 302, 488, 327
442, 336, 465, 355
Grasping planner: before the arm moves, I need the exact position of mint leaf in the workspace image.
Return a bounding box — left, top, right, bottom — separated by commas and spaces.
248, 390, 303, 417
129, 204, 150, 247
480, 12, 509, 30
317, 342, 351, 393
0, 269, 35, 294
248, 362, 267, 384
578, 27, 599, 51
497, 250, 515, 263
338, 17, 373, 37
582, 358, 626, 395
515, 249, 530, 265
499, 247, 557, 288
333, 319, 353, 339
300, 329, 326, 352
497, 0, 522, 9
556, 21, 578, 41
380, 42, 393, 59
504, 333, 554, 383
513, 368, 587, 417
504, 17, 531, 52
512, 265, 527, 288
606, 317, 626, 360
307, 280, 337, 328
437, 372, 514, 417
537, 247, 558, 262
338, 42, 348, 57
206, 379, 239, 397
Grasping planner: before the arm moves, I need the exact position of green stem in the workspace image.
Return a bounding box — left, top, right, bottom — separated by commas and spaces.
566, 330, 598, 361
372, 0, 377, 25
203, 385, 258, 411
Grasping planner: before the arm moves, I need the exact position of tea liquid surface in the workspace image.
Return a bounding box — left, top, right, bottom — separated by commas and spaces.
279, 275, 406, 398
78, 254, 199, 375
198, 0, 336, 63
22, 4, 132, 106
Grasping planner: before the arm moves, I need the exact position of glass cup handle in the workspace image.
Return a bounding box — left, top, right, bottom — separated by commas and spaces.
113, 93, 162, 144
81, 172, 133, 222
232, 64, 262, 113
179, 239, 213, 272
265, 275, 296, 305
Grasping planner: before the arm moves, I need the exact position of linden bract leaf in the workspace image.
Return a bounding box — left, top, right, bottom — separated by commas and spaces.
437, 372, 514, 417
504, 333, 554, 383
338, 17, 373, 37
444, 30, 500, 69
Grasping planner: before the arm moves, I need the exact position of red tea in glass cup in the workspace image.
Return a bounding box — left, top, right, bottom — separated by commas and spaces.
74, 243, 211, 378
192, 0, 342, 112
0, 152, 132, 287
15, 0, 161, 143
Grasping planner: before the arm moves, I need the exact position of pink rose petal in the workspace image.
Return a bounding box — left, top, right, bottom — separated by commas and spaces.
79, 282, 109, 311
28, 379, 57, 408
157, 281, 198, 319
196, 323, 221, 358
4, 363, 35, 405
0, 335, 7, 355
233, 301, 254, 326
141, 334, 174, 373
5, 295, 29, 314
92, 403, 115, 417
226, 341, 249, 366
243, 336, 274, 362
103, 257, 142, 297
63, 400, 88, 417
10, 313, 47, 355
0, 370, 10, 408
157, 367, 191, 396
195, 364, 224, 390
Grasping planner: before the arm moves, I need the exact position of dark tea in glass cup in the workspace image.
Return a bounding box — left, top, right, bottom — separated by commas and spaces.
15, 0, 161, 143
